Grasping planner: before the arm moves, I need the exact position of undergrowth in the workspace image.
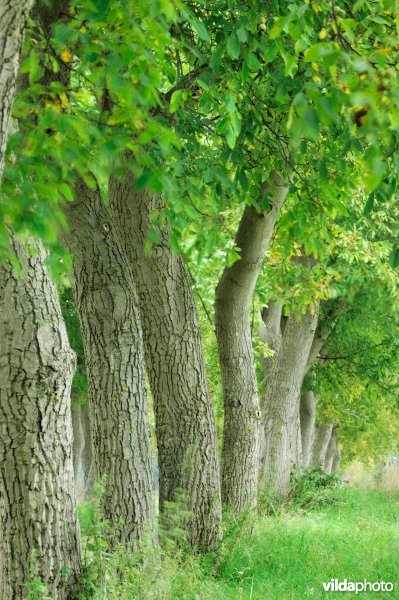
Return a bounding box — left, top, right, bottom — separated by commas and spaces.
73, 476, 399, 599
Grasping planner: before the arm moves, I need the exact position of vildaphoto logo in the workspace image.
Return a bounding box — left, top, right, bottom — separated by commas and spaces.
322, 579, 394, 593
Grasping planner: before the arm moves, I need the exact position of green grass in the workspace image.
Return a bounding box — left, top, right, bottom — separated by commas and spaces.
78, 487, 399, 599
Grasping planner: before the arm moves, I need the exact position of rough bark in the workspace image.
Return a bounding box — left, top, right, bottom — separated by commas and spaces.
80, 402, 94, 494
0, 0, 33, 175
71, 403, 85, 496
110, 168, 221, 549
310, 424, 333, 469
215, 173, 288, 511
324, 429, 337, 474
300, 391, 319, 468
261, 304, 319, 494
0, 237, 82, 599
63, 180, 156, 546
71, 403, 93, 499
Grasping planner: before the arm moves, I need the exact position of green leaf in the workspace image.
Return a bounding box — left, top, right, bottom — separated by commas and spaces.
304, 43, 328, 62
389, 247, 399, 269
363, 192, 375, 215
237, 28, 248, 43
225, 123, 237, 149
24, 51, 42, 85
302, 108, 320, 140
169, 89, 186, 113
191, 18, 211, 42
282, 52, 298, 77
210, 45, 224, 69
199, 94, 212, 114
226, 35, 240, 59
269, 17, 287, 40
225, 94, 236, 113
247, 52, 261, 71
262, 43, 278, 64
241, 59, 249, 82
59, 183, 74, 202
97, 0, 110, 16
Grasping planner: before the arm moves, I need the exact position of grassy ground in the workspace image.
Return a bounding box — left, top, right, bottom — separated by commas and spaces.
78, 486, 399, 599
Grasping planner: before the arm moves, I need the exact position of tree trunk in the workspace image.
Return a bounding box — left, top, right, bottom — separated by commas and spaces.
0, 0, 33, 175
80, 402, 94, 494
63, 180, 156, 547
71, 402, 93, 499
258, 302, 283, 383
310, 424, 333, 469
300, 391, 318, 468
0, 237, 82, 599
71, 404, 85, 497
331, 442, 341, 473
261, 305, 319, 494
110, 170, 221, 549
324, 429, 337, 474
215, 173, 288, 511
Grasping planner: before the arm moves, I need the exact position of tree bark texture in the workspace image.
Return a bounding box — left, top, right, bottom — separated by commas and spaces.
63, 180, 156, 546
300, 391, 318, 468
310, 424, 333, 468
261, 304, 319, 494
71, 403, 85, 497
110, 169, 221, 549
71, 403, 93, 499
80, 402, 94, 494
0, 237, 82, 599
0, 0, 33, 176
215, 173, 288, 511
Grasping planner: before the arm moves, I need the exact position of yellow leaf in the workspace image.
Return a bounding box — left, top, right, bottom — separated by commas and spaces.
319, 28, 327, 40
61, 49, 72, 63
59, 92, 69, 108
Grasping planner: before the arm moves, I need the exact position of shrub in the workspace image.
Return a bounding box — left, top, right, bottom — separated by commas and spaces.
285, 467, 342, 509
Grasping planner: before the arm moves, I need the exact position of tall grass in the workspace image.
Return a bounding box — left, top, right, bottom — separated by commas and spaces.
76, 484, 399, 599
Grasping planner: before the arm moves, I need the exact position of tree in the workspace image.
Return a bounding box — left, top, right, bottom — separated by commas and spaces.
215, 173, 288, 510
110, 171, 222, 549
0, 0, 34, 175
300, 391, 319, 468
63, 180, 156, 546
0, 236, 82, 599
0, 2, 82, 596
261, 302, 319, 493
310, 425, 333, 469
